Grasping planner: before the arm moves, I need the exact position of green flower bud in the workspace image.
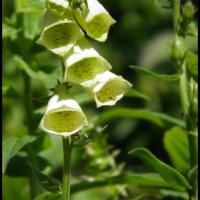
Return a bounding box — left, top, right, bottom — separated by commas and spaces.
40, 94, 88, 136
73, 0, 116, 42
37, 10, 84, 56
83, 71, 132, 107
182, 2, 196, 19
170, 36, 186, 61
63, 38, 112, 84
46, 0, 70, 16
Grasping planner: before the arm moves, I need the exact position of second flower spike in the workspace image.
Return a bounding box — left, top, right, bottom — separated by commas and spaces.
72, 0, 116, 42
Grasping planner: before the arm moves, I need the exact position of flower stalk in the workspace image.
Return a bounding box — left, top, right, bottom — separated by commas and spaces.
62, 136, 72, 200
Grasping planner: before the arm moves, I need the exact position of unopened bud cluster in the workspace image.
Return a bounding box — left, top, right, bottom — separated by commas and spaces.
38, 0, 132, 136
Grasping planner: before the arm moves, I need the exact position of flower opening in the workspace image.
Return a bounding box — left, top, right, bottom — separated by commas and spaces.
40, 95, 88, 136
63, 38, 111, 84
73, 0, 116, 42
83, 71, 132, 107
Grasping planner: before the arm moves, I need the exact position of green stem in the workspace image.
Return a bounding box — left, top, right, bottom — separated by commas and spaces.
179, 62, 189, 116
62, 137, 72, 200
61, 58, 65, 82
173, 0, 181, 32
172, 0, 198, 198
22, 71, 34, 133
22, 71, 39, 199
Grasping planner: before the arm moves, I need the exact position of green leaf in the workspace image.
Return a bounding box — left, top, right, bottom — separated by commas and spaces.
28, 162, 62, 193
97, 108, 185, 127
2, 86, 19, 99
185, 51, 198, 77
188, 165, 198, 182
2, 135, 36, 174
6, 155, 50, 177
129, 148, 191, 191
13, 55, 58, 86
125, 89, 150, 101
34, 192, 62, 200
130, 65, 179, 81
15, 0, 45, 14
29, 133, 52, 153
164, 127, 190, 174
71, 173, 170, 194
3, 22, 20, 40
160, 189, 188, 199
23, 13, 42, 39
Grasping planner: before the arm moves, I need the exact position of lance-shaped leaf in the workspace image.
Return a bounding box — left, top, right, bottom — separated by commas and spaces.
28, 162, 62, 193
37, 10, 84, 56
129, 148, 191, 191
164, 127, 190, 174
73, 0, 116, 42
40, 94, 88, 137
46, 0, 70, 16
83, 71, 132, 107
3, 135, 36, 174
63, 38, 112, 84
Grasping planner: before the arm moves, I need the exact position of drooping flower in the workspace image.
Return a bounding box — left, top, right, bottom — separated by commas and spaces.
37, 10, 84, 56
83, 71, 132, 107
72, 0, 116, 42
63, 38, 112, 84
46, 0, 69, 16
40, 93, 88, 137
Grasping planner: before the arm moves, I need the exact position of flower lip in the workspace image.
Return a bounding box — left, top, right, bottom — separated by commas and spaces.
40, 95, 88, 137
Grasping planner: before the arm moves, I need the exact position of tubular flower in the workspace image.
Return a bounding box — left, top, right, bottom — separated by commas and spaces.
37, 10, 84, 56
83, 71, 132, 107
46, 0, 69, 15
63, 38, 112, 84
40, 95, 88, 136
72, 0, 116, 42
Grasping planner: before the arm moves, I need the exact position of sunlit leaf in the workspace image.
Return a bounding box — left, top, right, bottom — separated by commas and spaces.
23, 13, 42, 39
164, 127, 190, 174
129, 148, 191, 191
130, 65, 179, 81
97, 108, 185, 127
3, 135, 36, 173
71, 173, 170, 194
2, 23, 20, 40
125, 89, 150, 101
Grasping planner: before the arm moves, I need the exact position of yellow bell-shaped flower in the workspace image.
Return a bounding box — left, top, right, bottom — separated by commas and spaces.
37, 10, 84, 56
40, 94, 88, 137
63, 38, 112, 84
73, 0, 116, 42
83, 71, 132, 107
